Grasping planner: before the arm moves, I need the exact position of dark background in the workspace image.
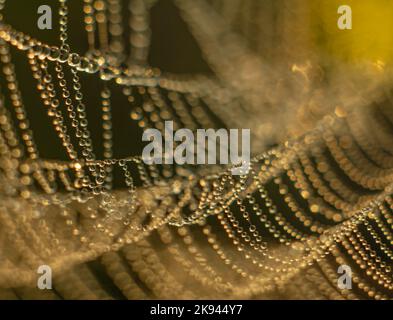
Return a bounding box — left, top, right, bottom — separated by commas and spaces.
1, 0, 212, 161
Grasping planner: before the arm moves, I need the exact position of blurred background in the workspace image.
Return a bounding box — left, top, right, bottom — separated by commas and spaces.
0, 0, 392, 300
2, 0, 393, 161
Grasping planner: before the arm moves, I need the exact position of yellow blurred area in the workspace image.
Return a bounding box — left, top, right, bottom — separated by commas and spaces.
312, 0, 393, 63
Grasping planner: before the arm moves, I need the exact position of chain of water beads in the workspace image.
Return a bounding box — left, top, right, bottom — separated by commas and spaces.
0, 0, 392, 299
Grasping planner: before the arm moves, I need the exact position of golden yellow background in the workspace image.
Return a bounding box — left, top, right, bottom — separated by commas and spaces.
311, 0, 393, 63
